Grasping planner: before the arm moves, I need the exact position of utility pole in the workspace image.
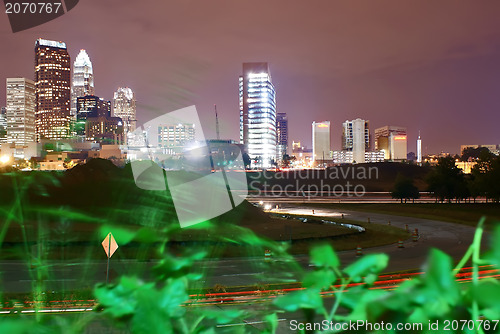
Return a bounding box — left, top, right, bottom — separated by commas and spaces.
214, 104, 220, 140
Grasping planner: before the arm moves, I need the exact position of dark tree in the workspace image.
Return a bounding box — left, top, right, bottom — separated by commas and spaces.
472, 153, 500, 202
426, 156, 469, 202
391, 173, 420, 203
461, 147, 494, 162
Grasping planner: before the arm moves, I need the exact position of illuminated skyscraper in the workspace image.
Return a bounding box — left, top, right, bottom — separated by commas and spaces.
374, 125, 407, 161
239, 62, 276, 168
6, 78, 36, 145
35, 38, 71, 140
417, 133, 422, 163
0, 107, 7, 143
312, 121, 330, 164
342, 118, 370, 163
77, 95, 122, 144
113, 87, 136, 137
71, 50, 95, 117
77, 95, 111, 120
276, 112, 288, 161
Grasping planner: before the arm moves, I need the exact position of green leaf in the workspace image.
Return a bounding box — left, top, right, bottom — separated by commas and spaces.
273, 288, 324, 312
0, 320, 40, 334
132, 289, 173, 334
201, 309, 244, 324
310, 244, 339, 268
423, 249, 456, 292
158, 278, 189, 317
341, 287, 388, 321
303, 269, 336, 290
99, 225, 136, 245
469, 280, 500, 310
135, 227, 163, 243
344, 254, 388, 282
264, 313, 279, 333
153, 250, 206, 279
95, 276, 154, 318
485, 225, 500, 267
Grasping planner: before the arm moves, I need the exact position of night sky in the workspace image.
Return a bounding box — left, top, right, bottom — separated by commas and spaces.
1, 1, 500, 154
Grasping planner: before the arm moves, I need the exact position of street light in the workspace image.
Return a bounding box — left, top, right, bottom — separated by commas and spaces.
0, 155, 11, 164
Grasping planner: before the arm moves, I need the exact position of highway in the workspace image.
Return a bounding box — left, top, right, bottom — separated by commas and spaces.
0, 203, 482, 292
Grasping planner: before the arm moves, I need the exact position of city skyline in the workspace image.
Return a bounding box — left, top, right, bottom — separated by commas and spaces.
1, 1, 500, 153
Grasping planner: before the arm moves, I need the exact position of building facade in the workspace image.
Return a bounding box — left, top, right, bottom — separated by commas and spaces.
6, 78, 36, 145
374, 125, 407, 161
276, 112, 288, 162
76, 95, 122, 144
239, 62, 277, 168
312, 121, 330, 164
461, 144, 499, 156
0, 107, 7, 143
76, 95, 111, 121
332, 150, 384, 164
417, 134, 422, 163
35, 38, 71, 140
71, 49, 95, 117
85, 116, 124, 145
113, 87, 136, 138
342, 118, 370, 163
158, 123, 195, 153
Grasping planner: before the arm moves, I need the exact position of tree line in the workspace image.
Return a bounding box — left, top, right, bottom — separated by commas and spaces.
392, 151, 500, 203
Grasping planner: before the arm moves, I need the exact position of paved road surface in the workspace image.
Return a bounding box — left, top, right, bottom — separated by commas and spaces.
0, 204, 483, 293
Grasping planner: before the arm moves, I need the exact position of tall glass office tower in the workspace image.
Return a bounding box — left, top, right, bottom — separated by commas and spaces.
276, 112, 288, 162
239, 62, 276, 168
35, 38, 71, 140
6, 78, 36, 145
113, 87, 136, 140
71, 49, 95, 117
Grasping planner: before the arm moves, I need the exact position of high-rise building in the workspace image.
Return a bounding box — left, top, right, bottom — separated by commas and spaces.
374, 125, 407, 161
85, 116, 124, 145
75, 95, 122, 144
417, 133, 422, 163
158, 123, 195, 153
71, 50, 95, 117
0, 107, 7, 143
77, 95, 111, 121
35, 38, 71, 141
6, 78, 36, 145
312, 121, 330, 164
113, 87, 136, 138
276, 112, 288, 161
239, 62, 277, 168
342, 118, 370, 163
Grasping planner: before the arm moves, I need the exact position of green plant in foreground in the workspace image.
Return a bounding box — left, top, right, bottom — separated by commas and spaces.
1, 214, 500, 333
272, 217, 500, 333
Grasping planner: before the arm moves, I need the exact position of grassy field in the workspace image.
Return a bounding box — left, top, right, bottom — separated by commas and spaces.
278, 214, 410, 255
301, 203, 500, 227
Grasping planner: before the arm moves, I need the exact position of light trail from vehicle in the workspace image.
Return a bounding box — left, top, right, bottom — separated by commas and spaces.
1, 265, 497, 313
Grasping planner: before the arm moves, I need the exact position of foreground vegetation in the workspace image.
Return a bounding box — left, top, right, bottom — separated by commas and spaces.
1, 215, 499, 333
1, 159, 500, 333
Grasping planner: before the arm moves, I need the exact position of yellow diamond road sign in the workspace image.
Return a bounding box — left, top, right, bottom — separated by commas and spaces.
102, 233, 118, 258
